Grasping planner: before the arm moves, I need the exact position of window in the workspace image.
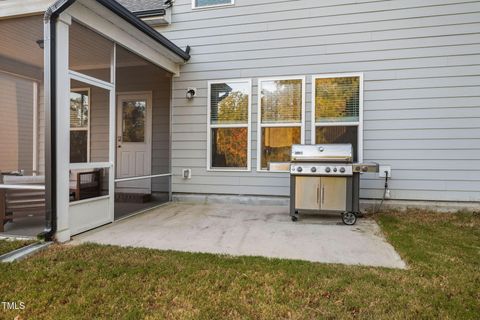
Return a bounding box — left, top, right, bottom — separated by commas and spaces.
207, 79, 251, 171
70, 89, 90, 163
312, 74, 363, 161
257, 76, 305, 172
122, 100, 146, 143
193, 0, 233, 9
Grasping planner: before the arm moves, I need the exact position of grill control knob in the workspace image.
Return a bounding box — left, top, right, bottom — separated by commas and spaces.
297, 167, 303, 172
333, 167, 338, 172
340, 167, 346, 173
325, 167, 331, 173
311, 167, 317, 173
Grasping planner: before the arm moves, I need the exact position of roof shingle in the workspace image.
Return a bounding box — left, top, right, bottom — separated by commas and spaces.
116, 0, 164, 12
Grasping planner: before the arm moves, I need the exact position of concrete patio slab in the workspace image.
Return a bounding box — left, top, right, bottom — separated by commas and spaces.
73, 203, 406, 269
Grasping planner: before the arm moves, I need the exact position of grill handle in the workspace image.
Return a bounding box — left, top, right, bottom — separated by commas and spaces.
321, 186, 325, 205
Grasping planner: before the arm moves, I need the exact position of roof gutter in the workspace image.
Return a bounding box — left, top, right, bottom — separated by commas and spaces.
96, 0, 190, 61
133, 9, 167, 19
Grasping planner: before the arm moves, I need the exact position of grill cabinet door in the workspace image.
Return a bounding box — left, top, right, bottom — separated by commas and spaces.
320, 177, 347, 211
294, 177, 321, 210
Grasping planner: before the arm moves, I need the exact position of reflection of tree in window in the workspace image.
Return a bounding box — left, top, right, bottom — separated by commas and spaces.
210, 82, 249, 168
122, 101, 146, 142
212, 128, 247, 167
261, 80, 302, 123
315, 77, 359, 122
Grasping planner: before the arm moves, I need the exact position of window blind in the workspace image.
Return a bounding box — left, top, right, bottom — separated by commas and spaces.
260, 79, 302, 123
315, 77, 359, 123
195, 0, 232, 7
210, 82, 249, 125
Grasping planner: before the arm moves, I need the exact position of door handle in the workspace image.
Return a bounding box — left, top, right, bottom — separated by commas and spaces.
316, 185, 319, 204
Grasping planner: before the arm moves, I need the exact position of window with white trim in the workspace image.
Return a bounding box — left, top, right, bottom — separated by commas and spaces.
257, 77, 305, 172
70, 89, 90, 163
207, 79, 251, 171
193, 0, 234, 9
312, 74, 363, 162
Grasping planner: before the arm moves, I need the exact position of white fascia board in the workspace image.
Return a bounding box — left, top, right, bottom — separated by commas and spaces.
66, 1, 181, 75
0, 0, 53, 18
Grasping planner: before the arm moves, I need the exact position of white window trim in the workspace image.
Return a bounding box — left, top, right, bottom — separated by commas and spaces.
257, 76, 306, 173
192, 0, 234, 9
311, 73, 364, 162
206, 78, 252, 172
70, 87, 91, 163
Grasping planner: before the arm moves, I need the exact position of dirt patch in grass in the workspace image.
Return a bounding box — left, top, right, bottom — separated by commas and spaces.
0, 210, 478, 319
0, 239, 36, 256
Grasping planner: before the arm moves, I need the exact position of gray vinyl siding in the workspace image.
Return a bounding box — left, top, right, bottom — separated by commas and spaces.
157, 0, 480, 202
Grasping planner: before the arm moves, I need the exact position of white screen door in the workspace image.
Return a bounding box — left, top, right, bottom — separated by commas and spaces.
116, 92, 152, 193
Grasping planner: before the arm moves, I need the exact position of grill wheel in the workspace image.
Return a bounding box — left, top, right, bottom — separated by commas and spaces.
341, 212, 357, 225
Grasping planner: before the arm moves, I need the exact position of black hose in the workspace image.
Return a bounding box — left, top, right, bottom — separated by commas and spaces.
373, 171, 389, 214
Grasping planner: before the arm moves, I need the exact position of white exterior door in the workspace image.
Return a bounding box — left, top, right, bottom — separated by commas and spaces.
116, 93, 152, 194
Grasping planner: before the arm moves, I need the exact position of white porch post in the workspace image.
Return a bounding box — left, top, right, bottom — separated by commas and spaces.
54, 13, 72, 242
109, 44, 116, 222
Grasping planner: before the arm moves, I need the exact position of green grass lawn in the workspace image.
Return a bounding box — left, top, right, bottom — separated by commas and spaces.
0, 210, 478, 319
0, 239, 35, 256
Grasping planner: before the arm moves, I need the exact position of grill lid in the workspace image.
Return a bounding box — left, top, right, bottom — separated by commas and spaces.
291, 144, 353, 163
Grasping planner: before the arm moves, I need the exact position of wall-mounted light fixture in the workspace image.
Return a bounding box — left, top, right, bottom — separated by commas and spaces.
36, 39, 45, 49
186, 88, 196, 100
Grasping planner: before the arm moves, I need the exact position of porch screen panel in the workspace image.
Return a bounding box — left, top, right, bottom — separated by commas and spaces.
70, 90, 89, 163
69, 21, 114, 83
114, 45, 172, 220
0, 16, 46, 237
69, 79, 111, 203
0, 73, 34, 175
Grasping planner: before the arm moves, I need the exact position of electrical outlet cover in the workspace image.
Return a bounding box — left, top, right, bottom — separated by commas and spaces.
182, 168, 192, 179
379, 165, 392, 178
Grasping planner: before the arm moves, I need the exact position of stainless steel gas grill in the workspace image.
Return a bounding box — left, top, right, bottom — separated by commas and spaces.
289, 144, 379, 225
